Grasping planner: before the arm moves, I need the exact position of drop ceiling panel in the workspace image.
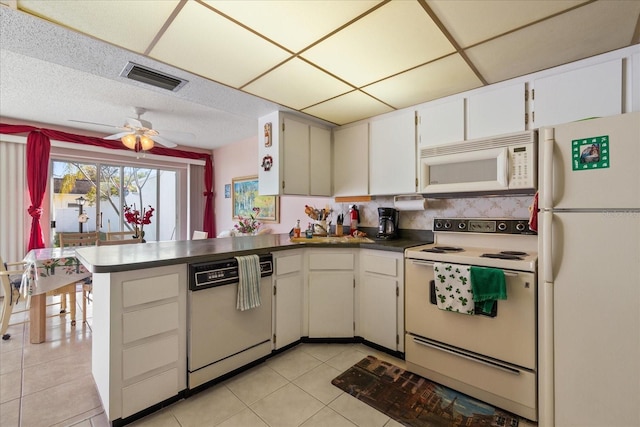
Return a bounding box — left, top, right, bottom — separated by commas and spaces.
203, 0, 379, 52
427, 0, 588, 48
364, 54, 483, 109
466, 0, 640, 84
303, 91, 393, 125
150, 1, 291, 88
243, 58, 353, 110
17, 0, 179, 54
301, 0, 455, 88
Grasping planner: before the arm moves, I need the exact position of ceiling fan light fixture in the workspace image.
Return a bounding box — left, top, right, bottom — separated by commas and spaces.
139, 135, 155, 151
121, 133, 137, 150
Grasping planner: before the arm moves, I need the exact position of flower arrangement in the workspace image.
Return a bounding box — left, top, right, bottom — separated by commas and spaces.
234, 207, 261, 235
123, 204, 155, 239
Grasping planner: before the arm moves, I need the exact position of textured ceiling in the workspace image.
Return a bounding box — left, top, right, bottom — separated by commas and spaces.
1, 0, 639, 150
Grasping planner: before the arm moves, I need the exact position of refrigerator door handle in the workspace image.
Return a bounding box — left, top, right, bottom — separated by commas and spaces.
542, 210, 553, 283
543, 128, 554, 209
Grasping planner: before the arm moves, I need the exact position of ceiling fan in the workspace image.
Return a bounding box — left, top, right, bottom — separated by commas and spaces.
70, 107, 195, 152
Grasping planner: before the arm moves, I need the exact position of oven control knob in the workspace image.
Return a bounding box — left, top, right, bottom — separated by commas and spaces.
444, 221, 452, 229
497, 222, 507, 231
458, 222, 466, 230
434, 220, 443, 229
516, 222, 526, 231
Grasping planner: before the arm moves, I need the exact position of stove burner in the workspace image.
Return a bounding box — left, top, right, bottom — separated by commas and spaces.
481, 253, 524, 260
421, 246, 465, 254
500, 251, 528, 256
434, 246, 464, 252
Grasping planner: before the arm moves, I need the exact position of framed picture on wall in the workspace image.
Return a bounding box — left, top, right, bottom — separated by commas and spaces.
232, 175, 279, 222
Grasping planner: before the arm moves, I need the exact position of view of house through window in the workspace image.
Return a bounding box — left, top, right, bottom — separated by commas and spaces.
51, 159, 177, 244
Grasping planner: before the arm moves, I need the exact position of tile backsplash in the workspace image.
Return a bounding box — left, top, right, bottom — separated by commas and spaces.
335, 195, 535, 231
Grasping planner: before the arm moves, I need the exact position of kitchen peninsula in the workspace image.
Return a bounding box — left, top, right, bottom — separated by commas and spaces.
75, 232, 430, 426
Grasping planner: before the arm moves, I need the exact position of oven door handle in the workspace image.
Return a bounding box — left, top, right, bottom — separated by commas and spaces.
412, 336, 521, 375
408, 259, 519, 277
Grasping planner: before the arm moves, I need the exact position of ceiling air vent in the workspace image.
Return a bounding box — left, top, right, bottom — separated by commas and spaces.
120, 62, 187, 92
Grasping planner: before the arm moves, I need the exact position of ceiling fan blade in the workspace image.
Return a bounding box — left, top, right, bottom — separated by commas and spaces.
150, 134, 178, 148
157, 129, 196, 143
126, 117, 154, 130
69, 119, 122, 129
104, 131, 133, 140
125, 117, 145, 128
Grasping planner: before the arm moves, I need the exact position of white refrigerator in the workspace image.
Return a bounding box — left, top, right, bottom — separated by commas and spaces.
538, 112, 640, 427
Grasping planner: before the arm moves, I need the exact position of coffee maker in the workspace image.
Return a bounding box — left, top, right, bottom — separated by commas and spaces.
377, 207, 399, 240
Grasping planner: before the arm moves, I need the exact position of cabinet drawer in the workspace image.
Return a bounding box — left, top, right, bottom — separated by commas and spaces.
308, 253, 354, 270
121, 368, 178, 418
276, 254, 302, 275
122, 334, 179, 380
123, 302, 179, 344
123, 273, 179, 308
362, 254, 397, 276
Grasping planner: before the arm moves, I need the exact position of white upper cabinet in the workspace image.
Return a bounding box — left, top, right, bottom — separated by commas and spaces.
333, 122, 369, 197
283, 116, 310, 195
417, 99, 465, 148
369, 110, 416, 195
258, 112, 331, 196
309, 126, 332, 196
467, 82, 526, 140
533, 59, 622, 129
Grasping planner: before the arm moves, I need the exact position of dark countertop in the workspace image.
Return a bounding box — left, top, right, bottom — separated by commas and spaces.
76, 231, 433, 273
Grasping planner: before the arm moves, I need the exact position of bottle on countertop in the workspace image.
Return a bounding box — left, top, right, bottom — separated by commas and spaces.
305, 222, 313, 238
293, 220, 301, 238
349, 205, 360, 236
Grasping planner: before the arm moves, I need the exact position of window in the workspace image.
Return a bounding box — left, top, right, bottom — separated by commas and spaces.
51, 159, 177, 243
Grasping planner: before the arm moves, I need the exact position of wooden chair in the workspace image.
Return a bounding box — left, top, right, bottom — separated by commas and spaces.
0, 257, 27, 340
105, 231, 138, 241
57, 231, 99, 324
192, 230, 208, 239
97, 237, 142, 246
59, 231, 100, 247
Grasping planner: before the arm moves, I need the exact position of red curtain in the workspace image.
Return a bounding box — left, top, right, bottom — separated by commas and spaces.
25, 131, 51, 250
0, 123, 215, 241
203, 156, 214, 236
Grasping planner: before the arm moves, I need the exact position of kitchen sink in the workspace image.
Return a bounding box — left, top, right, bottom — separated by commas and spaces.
290, 236, 374, 244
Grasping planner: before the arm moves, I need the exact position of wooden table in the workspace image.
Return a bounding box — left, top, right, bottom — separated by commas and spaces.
22, 247, 91, 343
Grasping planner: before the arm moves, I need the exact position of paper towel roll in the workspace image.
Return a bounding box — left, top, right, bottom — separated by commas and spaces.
394, 198, 427, 211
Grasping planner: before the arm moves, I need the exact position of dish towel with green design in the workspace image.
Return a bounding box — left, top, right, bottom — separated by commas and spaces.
470, 266, 507, 314
433, 262, 474, 315
235, 254, 261, 311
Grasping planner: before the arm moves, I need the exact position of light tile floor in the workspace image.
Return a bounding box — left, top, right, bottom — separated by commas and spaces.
1, 292, 407, 427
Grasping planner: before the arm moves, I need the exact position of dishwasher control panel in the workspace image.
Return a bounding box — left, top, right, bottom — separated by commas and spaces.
189, 254, 273, 291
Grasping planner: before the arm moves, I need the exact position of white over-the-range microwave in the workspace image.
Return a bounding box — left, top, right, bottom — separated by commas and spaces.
419, 130, 537, 197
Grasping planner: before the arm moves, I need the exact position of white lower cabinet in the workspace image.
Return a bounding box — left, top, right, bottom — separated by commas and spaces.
273, 250, 303, 349
91, 264, 187, 423
359, 250, 404, 352
307, 250, 355, 338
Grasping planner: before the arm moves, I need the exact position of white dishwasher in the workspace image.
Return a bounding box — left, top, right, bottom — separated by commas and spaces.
187, 254, 273, 390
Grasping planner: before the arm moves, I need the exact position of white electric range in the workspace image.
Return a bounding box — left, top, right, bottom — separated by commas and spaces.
404, 218, 538, 422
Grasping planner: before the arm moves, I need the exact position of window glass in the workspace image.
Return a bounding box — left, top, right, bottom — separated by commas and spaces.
51, 160, 177, 244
